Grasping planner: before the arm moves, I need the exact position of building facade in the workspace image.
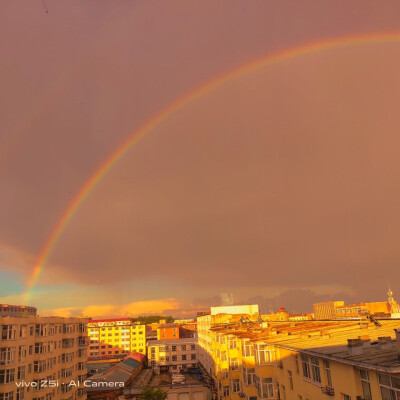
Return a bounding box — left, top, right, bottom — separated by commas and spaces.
0, 310, 89, 400
87, 319, 148, 359
197, 305, 259, 378
199, 315, 400, 400
147, 338, 198, 372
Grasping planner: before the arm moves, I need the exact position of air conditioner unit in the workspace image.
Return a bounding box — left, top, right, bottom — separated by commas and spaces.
321, 386, 335, 396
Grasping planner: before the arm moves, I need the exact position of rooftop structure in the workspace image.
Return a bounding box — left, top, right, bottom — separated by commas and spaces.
0, 304, 37, 317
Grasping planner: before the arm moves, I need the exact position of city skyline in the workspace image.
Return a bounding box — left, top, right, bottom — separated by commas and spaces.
2, 1, 400, 318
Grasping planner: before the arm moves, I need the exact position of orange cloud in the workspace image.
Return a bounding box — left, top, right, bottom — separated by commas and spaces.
40, 298, 182, 318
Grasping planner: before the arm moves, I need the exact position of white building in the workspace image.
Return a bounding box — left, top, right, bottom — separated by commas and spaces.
147, 338, 198, 372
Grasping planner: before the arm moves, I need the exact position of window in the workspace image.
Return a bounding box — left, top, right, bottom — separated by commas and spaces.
20, 325, 27, 338
0, 347, 15, 365
341, 394, 351, 400
359, 370, 372, 400
35, 324, 47, 337
182, 355, 187, 361
172, 355, 177, 361
221, 369, 229, 380
0, 392, 14, 400
191, 344, 196, 350
228, 337, 237, 349
35, 342, 47, 355
223, 387, 229, 397
378, 373, 400, 400
301, 354, 311, 379
324, 360, 332, 387
244, 368, 255, 385
34, 360, 46, 373
310, 356, 321, 383
242, 341, 254, 357
16, 388, 25, 400
0, 369, 15, 384
232, 379, 240, 393
17, 366, 26, 380
172, 345, 177, 352
255, 344, 275, 365
182, 345, 186, 351
1, 325, 17, 340
229, 358, 239, 371
288, 370, 293, 390
281, 385, 286, 400
256, 377, 274, 399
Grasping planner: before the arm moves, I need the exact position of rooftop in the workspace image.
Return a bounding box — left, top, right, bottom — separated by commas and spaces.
148, 337, 198, 346
211, 319, 400, 372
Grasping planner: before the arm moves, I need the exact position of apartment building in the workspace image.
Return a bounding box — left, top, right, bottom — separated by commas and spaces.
0, 307, 89, 400
197, 305, 259, 378
203, 317, 400, 400
87, 319, 147, 359
147, 338, 198, 372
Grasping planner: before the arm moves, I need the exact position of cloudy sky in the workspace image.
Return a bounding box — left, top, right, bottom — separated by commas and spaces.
2, 0, 400, 318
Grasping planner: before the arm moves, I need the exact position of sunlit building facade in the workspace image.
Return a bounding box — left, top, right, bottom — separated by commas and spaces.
87, 319, 148, 359
199, 315, 400, 400
197, 305, 259, 377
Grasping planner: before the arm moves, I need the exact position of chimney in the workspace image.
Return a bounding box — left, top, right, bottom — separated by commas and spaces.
347, 338, 364, 356
359, 335, 371, 349
378, 336, 394, 351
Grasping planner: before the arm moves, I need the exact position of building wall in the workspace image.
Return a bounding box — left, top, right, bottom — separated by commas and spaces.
148, 339, 198, 371
197, 305, 259, 379
204, 324, 400, 400
157, 325, 180, 341
88, 319, 147, 359
166, 386, 211, 400
0, 315, 89, 400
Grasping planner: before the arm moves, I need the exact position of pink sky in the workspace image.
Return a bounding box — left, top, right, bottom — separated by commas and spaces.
2, 1, 400, 317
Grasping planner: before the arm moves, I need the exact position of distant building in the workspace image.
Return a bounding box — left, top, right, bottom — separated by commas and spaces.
157, 323, 181, 340
313, 301, 345, 320
314, 290, 400, 320
157, 322, 197, 340
147, 338, 199, 372
88, 319, 149, 359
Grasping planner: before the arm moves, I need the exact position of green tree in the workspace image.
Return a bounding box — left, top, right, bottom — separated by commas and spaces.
140, 387, 168, 400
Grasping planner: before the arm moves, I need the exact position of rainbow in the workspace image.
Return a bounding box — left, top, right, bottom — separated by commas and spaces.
24, 32, 400, 302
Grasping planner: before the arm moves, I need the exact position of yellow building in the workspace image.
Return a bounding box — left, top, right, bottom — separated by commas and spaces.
0, 306, 89, 400
201, 316, 400, 400
197, 305, 259, 377
87, 318, 147, 359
